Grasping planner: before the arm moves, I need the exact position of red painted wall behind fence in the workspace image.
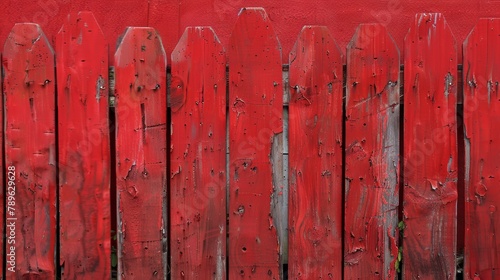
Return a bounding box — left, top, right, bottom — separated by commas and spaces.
2, 0, 500, 62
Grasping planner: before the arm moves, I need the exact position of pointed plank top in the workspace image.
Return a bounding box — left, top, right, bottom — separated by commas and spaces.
230, 7, 281, 61
115, 27, 166, 68
290, 25, 342, 65
172, 26, 223, 57
405, 13, 456, 57
347, 23, 400, 104
348, 23, 399, 57
464, 18, 500, 89
56, 11, 105, 48
4, 23, 54, 58
171, 26, 225, 112
289, 25, 343, 105
405, 13, 457, 101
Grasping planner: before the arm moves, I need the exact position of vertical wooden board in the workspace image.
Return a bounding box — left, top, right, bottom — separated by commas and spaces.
169, 26, 227, 279
463, 18, 500, 280
287, 26, 343, 279
228, 7, 282, 279
114, 27, 167, 279
3, 23, 56, 279
56, 11, 111, 279
0, 49, 3, 279
404, 13, 458, 279
345, 24, 400, 279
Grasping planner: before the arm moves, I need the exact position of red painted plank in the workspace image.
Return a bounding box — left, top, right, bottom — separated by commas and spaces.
403, 13, 458, 279
463, 18, 500, 280
3, 23, 56, 279
0, 51, 4, 280
56, 11, 111, 279
345, 23, 400, 279
228, 7, 282, 279
114, 27, 167, 279
170, 26, 227, 279
287, 25, 343, 279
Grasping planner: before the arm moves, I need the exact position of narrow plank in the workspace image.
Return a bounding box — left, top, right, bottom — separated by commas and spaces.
56, 11, 111, 279
114, 27, 167, 279
3, 23, 56, 279
170, 26, 227, 279
403, 13, 458, 279
0, 52, 4, 280
287, 26, 343, 279
345, 23, 400, 279
228, 7, 282, 279
463, 18, 500, 279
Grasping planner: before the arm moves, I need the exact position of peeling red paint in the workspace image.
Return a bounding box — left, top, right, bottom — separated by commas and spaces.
288, 26, 343, 279
228, 8, 282, 279
403, 13, 458, 279
3, 23, 56, 279
115, 27, 167, 278
463, 18, 500, 279
170, 26, 227, 279
56, 11, 111, 279
345, 23, 400, 280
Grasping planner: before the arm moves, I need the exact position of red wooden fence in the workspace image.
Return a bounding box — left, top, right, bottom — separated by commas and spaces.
1, 8, 500, 280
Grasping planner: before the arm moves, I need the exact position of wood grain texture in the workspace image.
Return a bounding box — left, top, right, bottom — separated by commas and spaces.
56, 11, 111, 279
287, 25, 343, 279
344, 23, 400, 279
463, 18, 500, 280
114, 27, 167, 279
228, 7, 282, 279
403, 13, 458, 279
170, 26, 227, 279
3, 23, 56, 279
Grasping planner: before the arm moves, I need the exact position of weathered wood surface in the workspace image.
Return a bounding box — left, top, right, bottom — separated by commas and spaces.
288, 25, 343, 279
463, 18, 500, 280
3, 23, 56, 279
345, 23, 400, 279
114, 27, 167, 279
228, 7, 282, 279
56, 11, 111, 279
170, 26, 227, 279
403, 13, 458, 279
